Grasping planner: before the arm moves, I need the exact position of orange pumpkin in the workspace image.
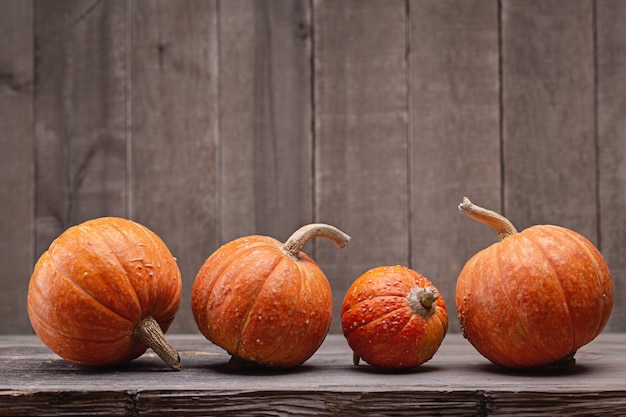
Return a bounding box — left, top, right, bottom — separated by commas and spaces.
27, 217, 182, 370
341, 265, 448, 369
191, 223, 350, 369
457, 198, 613, 369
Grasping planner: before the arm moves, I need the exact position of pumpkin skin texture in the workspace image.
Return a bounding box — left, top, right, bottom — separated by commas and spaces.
191, 223, 350, 369
456, 198, 613, 369
27, 217, 182, 370
341, 265, 448, 370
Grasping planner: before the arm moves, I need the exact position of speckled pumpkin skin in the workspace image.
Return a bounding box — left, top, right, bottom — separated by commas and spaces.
27, 217, 182, 367
456, 225, 613, 369
191, 235, 333, 369
341, 265, 448, 369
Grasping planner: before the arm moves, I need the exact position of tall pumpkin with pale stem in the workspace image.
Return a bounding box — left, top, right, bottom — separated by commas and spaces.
191, 223, 350, 369
456, 198, 613, 369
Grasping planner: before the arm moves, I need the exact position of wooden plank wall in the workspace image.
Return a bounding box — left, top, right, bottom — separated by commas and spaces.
1, 0, 625, 335
0, 0, 33, 334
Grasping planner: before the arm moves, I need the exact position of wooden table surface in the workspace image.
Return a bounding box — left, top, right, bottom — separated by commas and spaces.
1, 333, 625, 416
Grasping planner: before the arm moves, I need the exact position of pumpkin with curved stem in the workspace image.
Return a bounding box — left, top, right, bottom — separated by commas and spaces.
27, 217, 182, 370
191, 223, 350, 369
341, 265, 448, 369
456, 197, 613, 369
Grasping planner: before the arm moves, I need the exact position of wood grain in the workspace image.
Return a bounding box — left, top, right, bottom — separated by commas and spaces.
501, 0, 597, 240
130, 0, 220, 333
220, 0, 313, 244
0, 0, 34, 333
408, 0, 500, 332
596, 0, 626, 332
34, 0, 128, 256
1, 334, 625, 416
313, 0, 409, 332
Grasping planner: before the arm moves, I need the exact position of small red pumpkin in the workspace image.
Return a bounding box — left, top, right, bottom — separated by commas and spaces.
341, 265, 448, 369
191, 223, 350, 368
456, 198, 613, 369
27, 217, 182, 369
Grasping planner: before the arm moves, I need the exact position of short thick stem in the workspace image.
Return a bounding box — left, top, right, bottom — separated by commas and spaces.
281, 223, 351, 258
407, 286, 439, 318
134, 316, 181, 371
458, 197, 518, 241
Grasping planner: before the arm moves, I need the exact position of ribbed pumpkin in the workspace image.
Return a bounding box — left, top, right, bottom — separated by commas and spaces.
191, 223, 350, 369
456, 198, 613, 369
27, 217, 182, 370
341, 265, 448, 369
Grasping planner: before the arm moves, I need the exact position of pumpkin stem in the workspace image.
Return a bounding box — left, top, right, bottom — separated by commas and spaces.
134, 316, 181, 371
458, 197, 518, 241
407, 286, 439, 317
281, 223, 351, 258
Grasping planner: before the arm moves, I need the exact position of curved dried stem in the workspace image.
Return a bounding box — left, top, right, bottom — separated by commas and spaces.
281, 223, 351, 258
458, 197, 518, 241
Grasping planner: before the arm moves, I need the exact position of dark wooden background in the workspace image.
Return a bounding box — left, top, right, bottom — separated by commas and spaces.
1, 0, 625, 336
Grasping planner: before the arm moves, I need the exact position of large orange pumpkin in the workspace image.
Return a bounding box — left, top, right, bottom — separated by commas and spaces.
342, 265, 448, 369
456, 198, 613, 369
191, 223, 350, 369
27, 217, 182, 370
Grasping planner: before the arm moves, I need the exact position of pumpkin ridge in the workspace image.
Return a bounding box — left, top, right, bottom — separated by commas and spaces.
30, 310, 138, 365
235, 251, 287, 358
432, 307, 448, 337
46, 251, 137, 326
493, 240, 553, 367
544, 226, 610, 344
356, 292, 414, 305
287, 265, 332, 364
88, 222, 145, 319
130, 221, 182, 318
525, 228, 577, 354
199, 238, 278, 326
346, 298, 407, 328
58, 222, 144, 323
354, 310, 413, 364
107, 220, 156, 314
376, 313, 420, 364
350, 301, 413, 344
412, 313, 446, 364
241, 257, 302, 361
197, 240, 277, 343
27, 299, 134, 343
29, 300, 135, 365
391, 305, 421, 343
255, 258, 306, 363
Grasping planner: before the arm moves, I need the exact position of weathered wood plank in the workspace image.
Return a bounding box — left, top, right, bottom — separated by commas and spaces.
0, 391, 133, 417
596, 0, 626, 332
1, 334, 626, 415
136, 390, 478, 416
34, 0, 128, 256
501, 0, 597, 239
408, 0, 500, 333
0, 0, 34, 333
219, 0, 313, 243
130, 0, 219, 333
3, 334, 626, 392
313, 0, 409, 332
486, 391, 626, 416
